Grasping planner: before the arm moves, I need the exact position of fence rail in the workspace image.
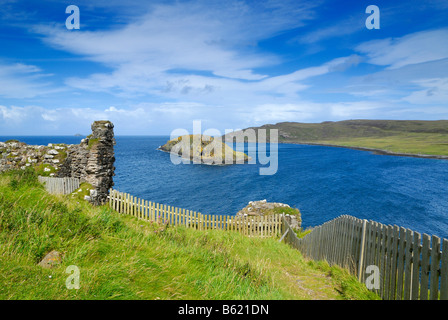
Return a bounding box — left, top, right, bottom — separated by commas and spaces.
38, 176, 80, 195
281, 214, 448, 300
108, 189, 282, 238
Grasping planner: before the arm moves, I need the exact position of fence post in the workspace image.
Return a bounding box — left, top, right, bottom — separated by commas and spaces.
358, 219, 368, 282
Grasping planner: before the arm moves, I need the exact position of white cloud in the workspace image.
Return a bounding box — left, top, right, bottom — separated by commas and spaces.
329, 101, 385, 118
27, 0, 333, 105
403, 78, 448, 104
0, 62, 58, 98
297, 15, 364, 44
356, 29, 448, 69
35, 1, 316, 81
0, 104, 153, 135
247, 103, 322, 123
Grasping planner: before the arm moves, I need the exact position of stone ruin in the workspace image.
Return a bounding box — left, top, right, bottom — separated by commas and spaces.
236, 199, 302, 230
0, 120, 116, 205
58, 120, 116, 205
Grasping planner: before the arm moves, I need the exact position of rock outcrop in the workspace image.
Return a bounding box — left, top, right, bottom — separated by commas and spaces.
236, 200, 301, 230
38, 250, 62, 269
159, 134, 251, 165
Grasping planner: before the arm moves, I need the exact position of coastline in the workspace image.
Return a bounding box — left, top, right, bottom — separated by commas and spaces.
283, 141, 448, 160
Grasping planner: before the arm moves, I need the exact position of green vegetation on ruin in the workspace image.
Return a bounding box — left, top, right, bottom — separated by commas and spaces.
34, 163, 57, 177
87, 138, 99, 150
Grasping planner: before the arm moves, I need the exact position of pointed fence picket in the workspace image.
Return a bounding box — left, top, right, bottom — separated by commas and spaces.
108, 189, 282, 238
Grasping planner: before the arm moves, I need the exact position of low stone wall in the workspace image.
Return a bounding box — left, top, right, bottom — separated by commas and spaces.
0, 141, 69, 174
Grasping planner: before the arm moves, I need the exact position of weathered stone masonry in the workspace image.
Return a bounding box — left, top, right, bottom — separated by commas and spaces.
57, 120, 116, 205
0, 120, 116, 205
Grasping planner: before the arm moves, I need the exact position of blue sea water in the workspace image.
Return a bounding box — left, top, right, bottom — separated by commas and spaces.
3, 135, 448, 239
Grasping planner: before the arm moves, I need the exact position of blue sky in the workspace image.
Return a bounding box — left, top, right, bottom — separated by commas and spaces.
0, 0, 447, 135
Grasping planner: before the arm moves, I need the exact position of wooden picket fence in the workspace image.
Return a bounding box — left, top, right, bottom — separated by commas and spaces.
108, 189, 282, 237
38, 176, 80, 195
281, 214, 448, 300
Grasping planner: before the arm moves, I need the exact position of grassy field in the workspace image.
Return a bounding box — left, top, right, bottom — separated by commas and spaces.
313, 133, 448, 156
0, 169, 378, 300
227, 120, 448, 156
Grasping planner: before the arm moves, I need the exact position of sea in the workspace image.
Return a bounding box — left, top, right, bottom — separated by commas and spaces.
2, 135, 448, 239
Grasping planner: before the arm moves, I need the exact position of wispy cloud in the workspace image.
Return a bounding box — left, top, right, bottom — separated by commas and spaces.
0, 62, 59, 98
296, 15, 365, 45
356, 29, 448, 69
35, 1, 317, 79
30, 1, 362, 109
403, 78, 448, 105
0, 104, 153, 135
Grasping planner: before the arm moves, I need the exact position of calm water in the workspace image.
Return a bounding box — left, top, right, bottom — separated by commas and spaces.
3, 135, 448, 239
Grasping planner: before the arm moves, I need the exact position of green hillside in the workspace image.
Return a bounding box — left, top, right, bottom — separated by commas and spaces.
0, 169, 377, 300
225, 120, 448, 157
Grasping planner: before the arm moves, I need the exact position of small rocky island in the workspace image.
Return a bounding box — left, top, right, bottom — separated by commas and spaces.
159, 134, 251, 165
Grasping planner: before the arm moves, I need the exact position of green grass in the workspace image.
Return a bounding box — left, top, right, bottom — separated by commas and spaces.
34, 163, 57, 176
317, 133, 448, 156
0, 169, 378, 300
69, 182, 94, 202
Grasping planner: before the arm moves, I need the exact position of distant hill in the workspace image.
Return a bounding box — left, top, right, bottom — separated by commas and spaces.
223, 120, 448, 157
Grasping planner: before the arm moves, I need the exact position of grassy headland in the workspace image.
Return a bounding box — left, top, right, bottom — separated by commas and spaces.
225, 120, 448, 157
0, 169, 377, 300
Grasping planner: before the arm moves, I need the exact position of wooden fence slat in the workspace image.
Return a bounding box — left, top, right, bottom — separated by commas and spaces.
388, 226, 400, 300
396, 226, 406, 300
440, 239, 448, 300
384, 226, 393, 300
403, 229, 414, 300
358, 220, 367, 282
420, 234, 431, 300
411, 232, 422, 300
373, 222, 382, 296
430, 236, 441, 300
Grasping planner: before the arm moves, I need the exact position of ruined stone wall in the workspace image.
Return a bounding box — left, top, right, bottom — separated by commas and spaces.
0, 120, 116, 205
57, 120, 116, 205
